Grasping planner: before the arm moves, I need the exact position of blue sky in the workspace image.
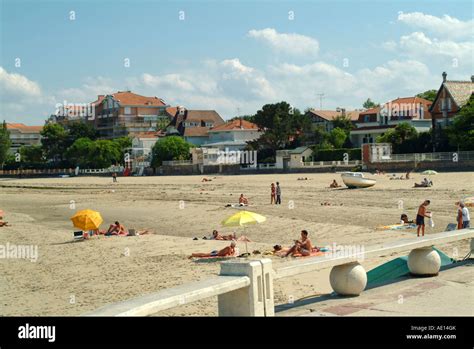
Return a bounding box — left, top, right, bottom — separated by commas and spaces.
1, 0, 473, 124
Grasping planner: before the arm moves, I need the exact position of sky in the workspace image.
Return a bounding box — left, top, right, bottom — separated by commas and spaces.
1, 0, 473, 124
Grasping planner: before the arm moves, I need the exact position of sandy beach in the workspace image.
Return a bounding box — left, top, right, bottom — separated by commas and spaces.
0, 171, 472, 316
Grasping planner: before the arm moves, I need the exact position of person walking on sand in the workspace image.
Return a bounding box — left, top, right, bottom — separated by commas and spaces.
112, 172, 117, 183
270, 183, 276, 204
416, 200, 431, 237
276, 182, 281, 205
460, 202, 470, 229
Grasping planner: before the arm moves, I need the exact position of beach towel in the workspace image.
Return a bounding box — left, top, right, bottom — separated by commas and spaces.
376, 223, 417, 231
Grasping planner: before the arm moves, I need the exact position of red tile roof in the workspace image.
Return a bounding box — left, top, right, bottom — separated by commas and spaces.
133, 131, 165, 139
209, 119, 259, 131
109, 91, 166, 106
308, 110, 360, 121
6, 123, 43, 133
184, 127, 210, 137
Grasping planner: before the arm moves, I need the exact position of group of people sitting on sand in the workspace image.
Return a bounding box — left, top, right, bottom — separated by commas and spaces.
414, 177, 433, 188
189, 230, 320, 259
84, 221, 150, 239
225, 194, 249, 207
390, 172, 411, 180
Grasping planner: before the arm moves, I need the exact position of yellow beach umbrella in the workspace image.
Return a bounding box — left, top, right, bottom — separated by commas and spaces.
221, 210, 266, 227
70, 209, 103, 230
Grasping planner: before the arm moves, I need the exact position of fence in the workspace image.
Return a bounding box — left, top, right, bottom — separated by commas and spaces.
84, 229, 474, 317
302, 160, 359, 167
375, 151, 474, 163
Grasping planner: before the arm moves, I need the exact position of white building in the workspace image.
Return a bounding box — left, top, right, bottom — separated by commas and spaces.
203, 119, 262, 151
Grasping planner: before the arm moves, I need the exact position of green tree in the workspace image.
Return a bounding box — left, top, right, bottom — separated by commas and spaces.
376, 122, 418, 152
363, 98, 380, 109
416, 90, 438, 102
252, 101, 310, 152
113, 136, 132, 164
87, 140, 121, 168
328, 127, 347, 148
151, 136, 193, 167
67, 122, 98, 146
447, 96, 474, 150
40, 123, 68, 163
0, 121, 11, 166
65, 137, 94, 167
19, 145, 44, 163
332, 115, 354, 134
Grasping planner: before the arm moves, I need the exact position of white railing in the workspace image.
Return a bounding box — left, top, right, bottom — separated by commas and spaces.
84, 229, 473, 317
302, 160, 359, 167
376, 151, 474, 163
162, 160, 193, 166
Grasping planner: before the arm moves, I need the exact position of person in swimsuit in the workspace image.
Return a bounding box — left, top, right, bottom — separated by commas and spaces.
416, 200, 431, 237
106, 221, 126, 235
271, 183, 276, 204
189, 242, 236, 259
284, 230, 312, 257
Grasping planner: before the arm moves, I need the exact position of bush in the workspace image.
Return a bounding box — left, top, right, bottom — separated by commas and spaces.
311, 148, 361, 161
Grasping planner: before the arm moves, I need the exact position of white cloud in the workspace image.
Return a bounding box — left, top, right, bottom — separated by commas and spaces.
397, 11, 474, 39
0, 67, 41, 97
248, 28, 319, 57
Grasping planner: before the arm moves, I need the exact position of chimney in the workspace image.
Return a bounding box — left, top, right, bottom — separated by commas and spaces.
239, 117, 243, 129
471, 75, 474, 83
442, 71, 447, 82
341, 108, 346, 117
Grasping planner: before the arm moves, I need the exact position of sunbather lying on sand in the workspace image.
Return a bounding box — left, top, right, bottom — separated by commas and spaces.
400, 214, 414, 224
414, 178, 433, 188
189, 241, 236, 259
203, 230, 251, 242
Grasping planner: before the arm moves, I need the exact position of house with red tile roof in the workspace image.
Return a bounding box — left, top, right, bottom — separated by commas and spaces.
51, 91, 170, 139
306, 109, 360, 132
429, 72, 474, 128
6, 123, 43, 153
204, 118, 262, 150
350, 96, 433, 146
166, 107, 225, 146
91, 91, 170, 139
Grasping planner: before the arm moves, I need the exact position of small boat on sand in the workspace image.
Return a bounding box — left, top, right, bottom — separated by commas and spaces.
341, 172, 376, 189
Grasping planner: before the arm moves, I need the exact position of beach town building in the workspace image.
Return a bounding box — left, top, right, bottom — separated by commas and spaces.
349, 96, 433, 147
6, 123, 43, 154
429, 72, 474, 128
90, 91, 170, 139
203, 118, 262, 151
306, 109, 360, 132
166, 107, 225, 146
275, 146, 313, 169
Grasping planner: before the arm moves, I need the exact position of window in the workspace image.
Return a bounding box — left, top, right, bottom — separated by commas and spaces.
124, 107, 131, 114
364, 115, 370, 122
447, 98, 452, 111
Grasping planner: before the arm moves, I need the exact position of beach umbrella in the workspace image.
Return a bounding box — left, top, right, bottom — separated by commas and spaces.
221, 210, 266, 227
221, 211, 266, 254
422, 170, 438, 175
70, 209, 103, 231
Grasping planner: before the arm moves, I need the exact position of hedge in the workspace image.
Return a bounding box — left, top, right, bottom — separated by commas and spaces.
311, 148, 361, 161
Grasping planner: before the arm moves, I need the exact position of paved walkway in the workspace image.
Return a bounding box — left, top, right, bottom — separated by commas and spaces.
275, 260, 473, 316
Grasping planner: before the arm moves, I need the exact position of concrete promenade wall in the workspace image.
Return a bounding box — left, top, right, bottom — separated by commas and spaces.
366, 160, 474, 172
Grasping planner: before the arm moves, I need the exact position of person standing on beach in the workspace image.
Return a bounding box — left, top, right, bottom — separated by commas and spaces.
270, 183, 276, 204
416, 200, 431, 237
112, 172, 117, 183
275, 182, 281, 205
459, 202, 470, 228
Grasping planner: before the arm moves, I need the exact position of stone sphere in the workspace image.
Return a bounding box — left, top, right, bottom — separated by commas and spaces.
408, 248, 441, 276
329, 262, 367, 296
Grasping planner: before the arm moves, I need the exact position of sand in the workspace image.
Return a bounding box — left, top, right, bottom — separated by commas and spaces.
0, 171, 472, 316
